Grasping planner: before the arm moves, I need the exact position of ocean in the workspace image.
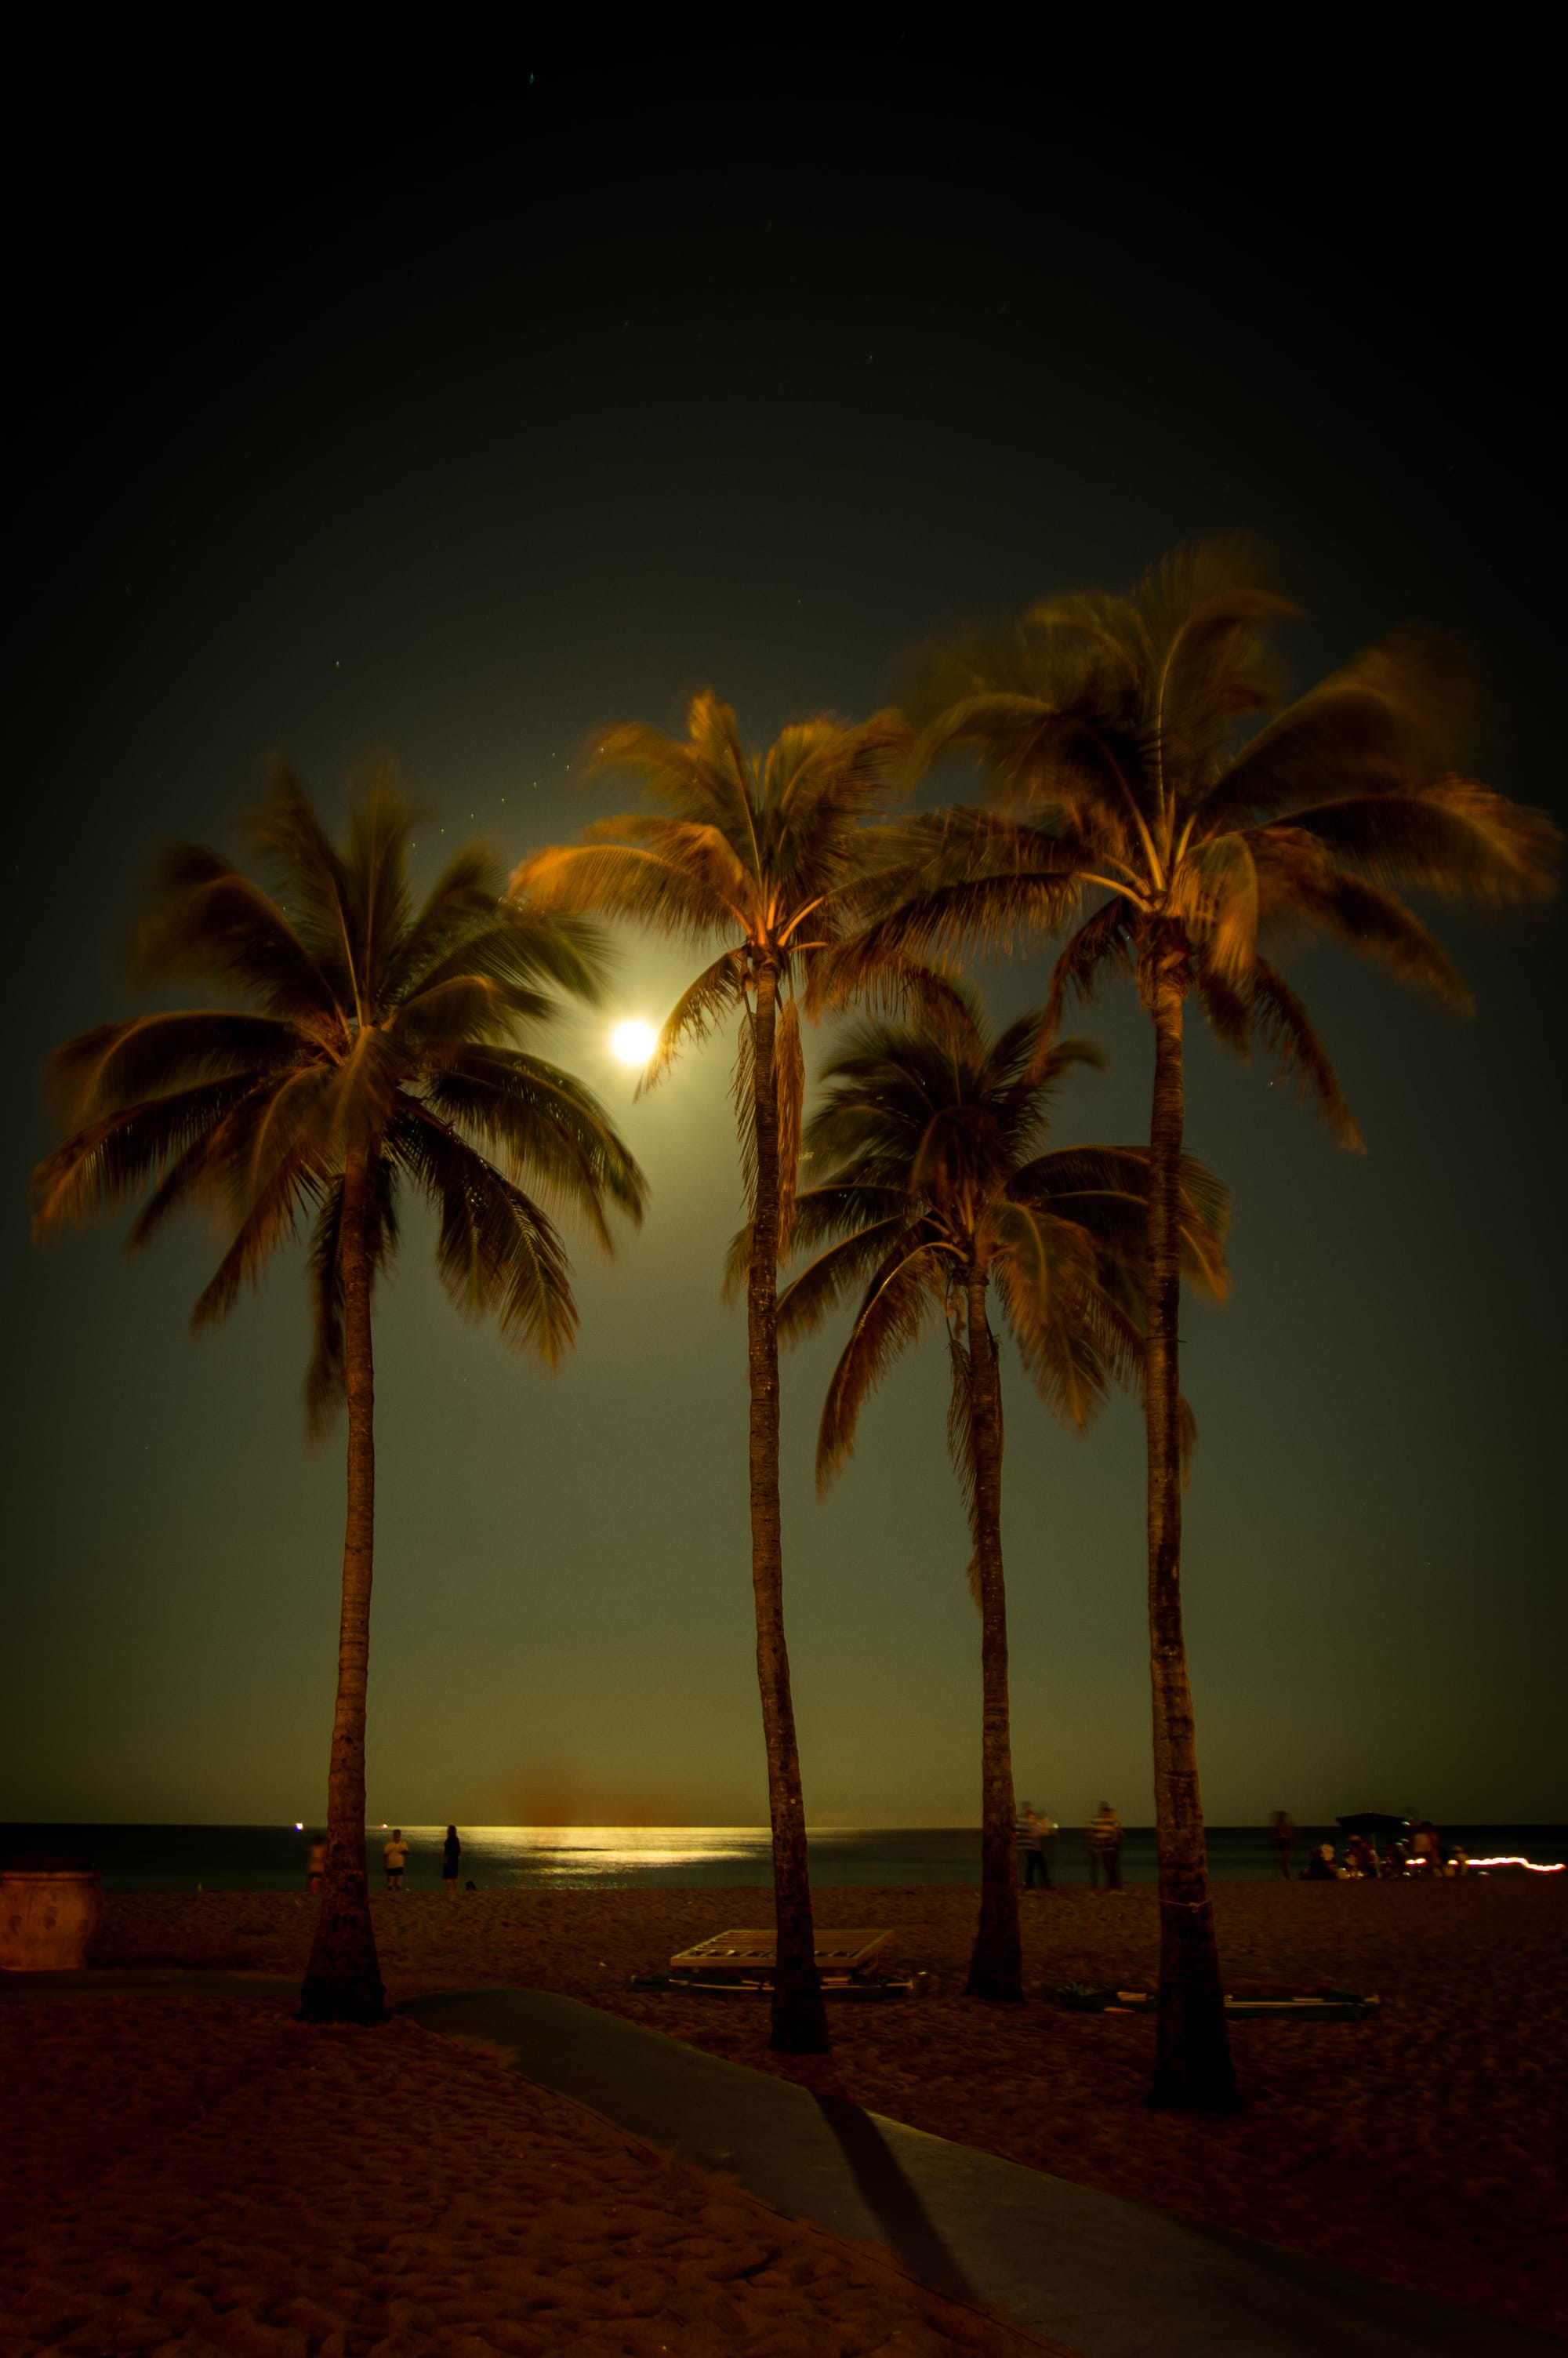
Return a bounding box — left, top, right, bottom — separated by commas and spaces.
5, 1822, 1565, 1894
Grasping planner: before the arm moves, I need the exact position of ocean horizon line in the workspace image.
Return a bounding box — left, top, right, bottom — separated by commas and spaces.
9, 1815, 1566, 1833
10, 1818, 1564, 1895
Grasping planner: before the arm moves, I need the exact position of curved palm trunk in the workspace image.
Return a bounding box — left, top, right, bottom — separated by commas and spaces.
1143, 943, 1235, 2109
300, 1145, 387, 2026
748, 962, 829, 2055
962, 1260, 1023, 2002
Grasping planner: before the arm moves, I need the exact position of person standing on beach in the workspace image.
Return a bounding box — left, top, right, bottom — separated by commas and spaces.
1269, 1811, 1296, 1880
441, 1825, 461, 1900
306, 1835, 327, 1895
383, 1829, 409, 1891
1087, 1802, 1122, 1891
1411, 1821, 1443, 1874
1016, 1804, 1054, 1890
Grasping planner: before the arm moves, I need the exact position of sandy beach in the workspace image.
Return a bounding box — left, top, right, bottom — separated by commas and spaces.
6, 1875, 1564, 2348
0, 1995, 1058, 2358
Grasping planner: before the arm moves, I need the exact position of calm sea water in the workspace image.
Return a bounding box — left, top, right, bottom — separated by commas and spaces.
4, 1822, 1564, 1895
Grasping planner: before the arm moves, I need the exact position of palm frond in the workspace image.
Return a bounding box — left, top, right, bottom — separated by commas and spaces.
238, 1064, 341, 1201
916, 680, 1151, 837
45, 1012, 305, 1125
131, 846, 344, 1024
397, 902, 611, 1034
776, 1212, 934, 1341
510, 837, 742, 942
31, 1076, 271, 1239
383, 842, 499, 997
393, 972, 561, 1052
1246, 960, 1364, 1150
765, 711, 914, 885
1143, 550, 1294, 796
341, 765, 417, 1005
816, 1241, 943, 1491
1256, 843, 1473, 1008
719, 1219, 753, 1306
843, 867, 1087, 974
1193, 964, 1254, 1059
1043, 896, 1134, 1029
423, 1048, 648, 1248
321, 1025, 405, 1155
1009, 1143, 1230, 1302
1200, 630, 1484, 832
804, 947, 975, 1038
1269, 780, 1561, 905
189, 1151, 320, 1335
584, 695, 758, 853
1172, 833, 1260, 985
996, 1019, 1104, 1110
787, 1178, 911, 1246
392, 1106, 579, 1364
989, 1202, 1109, 1430
638, 949, 747, 1095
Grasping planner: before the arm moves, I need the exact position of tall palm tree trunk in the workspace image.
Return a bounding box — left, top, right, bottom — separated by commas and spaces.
300, 1146, 387, 2026
748, 961, 829, 2055
1142, 939, 1235, 2109
962, 1260, 1023, 2002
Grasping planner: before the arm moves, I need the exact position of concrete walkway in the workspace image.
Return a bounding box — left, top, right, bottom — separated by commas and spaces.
5, 1972, 1559, 2355
403, 1986, 1562, 2358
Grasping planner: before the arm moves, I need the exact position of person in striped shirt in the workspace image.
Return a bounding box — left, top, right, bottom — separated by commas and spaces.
1015, 1804, 1056, 1888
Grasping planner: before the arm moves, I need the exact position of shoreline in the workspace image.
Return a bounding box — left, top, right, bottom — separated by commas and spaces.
9, 1816, 1566, 1902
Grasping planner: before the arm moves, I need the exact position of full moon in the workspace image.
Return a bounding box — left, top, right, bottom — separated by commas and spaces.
611, 1019, 658, 1066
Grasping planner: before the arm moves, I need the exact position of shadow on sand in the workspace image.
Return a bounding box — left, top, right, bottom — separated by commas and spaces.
810, 2088, 978, 2302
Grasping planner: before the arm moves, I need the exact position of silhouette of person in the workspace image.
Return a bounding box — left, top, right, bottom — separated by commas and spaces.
383, 1828, 409, 1891
1018, 1804, 1055, 1888
306, 1835, 326, 1895
441, 1824, 461, 1899
1269, 1811, 1296, 1880
1087, 1801, 1122, 1891
1411, 1820, 1443, 1873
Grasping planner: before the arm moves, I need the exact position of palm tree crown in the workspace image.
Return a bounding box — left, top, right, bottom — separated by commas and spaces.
34, 768, 646, 1409
514, 689, 913, 1223
777, 993, 1228, 1486
875, 541, 1558, 1119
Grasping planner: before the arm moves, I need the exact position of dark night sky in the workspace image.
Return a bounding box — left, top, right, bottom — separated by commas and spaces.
5, 27, 1563, 1829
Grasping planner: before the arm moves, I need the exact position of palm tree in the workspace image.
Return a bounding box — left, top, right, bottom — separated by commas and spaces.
32, 768, 646, 2025
773, 989, 1228, 2001
851, 544, 1560, 2107
512, 690, 912, 2053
